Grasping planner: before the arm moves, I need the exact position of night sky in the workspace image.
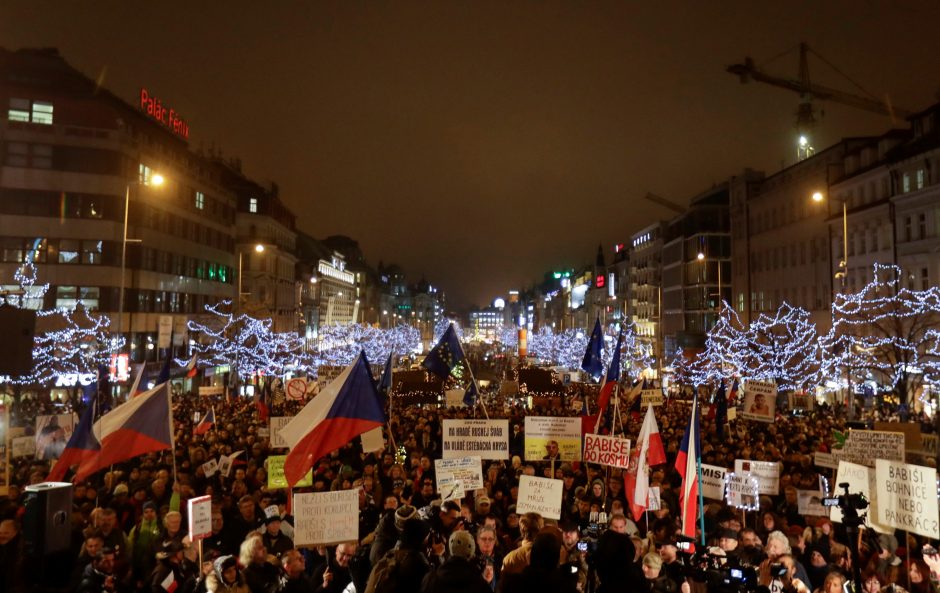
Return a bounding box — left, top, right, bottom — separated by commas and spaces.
3, 2, 939, 309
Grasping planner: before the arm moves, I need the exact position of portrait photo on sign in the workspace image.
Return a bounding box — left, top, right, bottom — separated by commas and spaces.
741, 390, 774, 423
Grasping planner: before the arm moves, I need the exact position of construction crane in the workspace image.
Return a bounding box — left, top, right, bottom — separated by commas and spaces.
643, 192, 685, 214
727, 42, 913, 160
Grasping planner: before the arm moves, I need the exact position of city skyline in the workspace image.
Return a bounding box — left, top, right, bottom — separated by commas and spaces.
2, 2, 940, 307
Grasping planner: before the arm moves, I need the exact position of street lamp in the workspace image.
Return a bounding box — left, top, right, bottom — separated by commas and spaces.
118, 172, 165, 352
697, 251, 721, 311
237, 243, 265, 300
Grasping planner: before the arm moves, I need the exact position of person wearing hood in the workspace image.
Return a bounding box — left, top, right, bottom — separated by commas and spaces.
205, 555, 248, 593
420, 530, 491, 593
128, 501, 162, 588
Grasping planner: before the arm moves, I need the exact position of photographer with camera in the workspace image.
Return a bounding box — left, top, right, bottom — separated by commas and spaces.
559, 521, 588, 593
758, 553, 811, 593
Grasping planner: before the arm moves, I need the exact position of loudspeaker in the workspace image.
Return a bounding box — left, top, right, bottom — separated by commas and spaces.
23, 482, 73, 556
0, 306, 35, 376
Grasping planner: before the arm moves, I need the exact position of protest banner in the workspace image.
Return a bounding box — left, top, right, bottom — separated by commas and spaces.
10, 436, 35, 459
582, 434, 631, 469
741, 380, 775, 423
725, 473, 760, 510
517, 476, 563, 520
198, 385, 224, 397
267, 455, 312, 489
269, 416, 293, 449
293, 489, 359, 546
441, 419, 509, 460
435, 456, 483, 502
524, 417, 582, 461
797, 490, 828, 517
701, 464, 728, 501
734, 459, 781, 495
837, 430, 905, 468
201, 459, 219, 478
640, 389, 663, 407
218, 455, 233, 477
814, 452, 838, 470
187, 495, 213, 540
257, 428, 270, 438
831, 461, 891, 533
874, 460, 939, 539
874, 421, 921, 451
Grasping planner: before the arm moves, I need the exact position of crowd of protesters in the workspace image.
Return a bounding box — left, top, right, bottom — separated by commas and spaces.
0, 382, 938, 593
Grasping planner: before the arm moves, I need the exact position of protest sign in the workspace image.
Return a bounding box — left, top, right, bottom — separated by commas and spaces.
741, 380, 775, 423
441, 419, 509, 460
920, 434, 939, 457
640, 389, 663, 407
788, 392, 814, 411
725, 473, 760, 510
286, 378, 308, 401
201, 459, 219, 478
198, 385, 224, 397
435, 456, 483, 502
814, 452, 838, 470
648, 487, 661, 511
10, 436, 35, 459
874, 421, 921, 452
524, 417, 581, 461
269, 416, 293, 449
582, 434, 631, 469
444, 389, 467, 407
701, 464, 728, 501
267, 455, 312, 489
257, 428, 270, 438
35, 413, 77, 460
187, 495, 213, 540
517, 476, 563, 520
874, 460, 939, 539
734, 459, 781, 495
218, 455, 233, 477
293, 490, 359, 546
797, 490, 828, 517
838, 430, 905, 468
360, 427, 384, 453
831, 461, 891, 533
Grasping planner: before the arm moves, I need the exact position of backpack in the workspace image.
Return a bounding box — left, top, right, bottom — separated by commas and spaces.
363, 548, 406, 593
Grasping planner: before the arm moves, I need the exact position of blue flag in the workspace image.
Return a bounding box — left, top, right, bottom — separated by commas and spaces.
580, 318, 604, 380
464, 379, 479, 407
156, 355, 172, 385
423, 324, 465, 379
379, 353, 394, 393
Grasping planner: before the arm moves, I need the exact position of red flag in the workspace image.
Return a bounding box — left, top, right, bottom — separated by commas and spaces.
624, 404, 666, 520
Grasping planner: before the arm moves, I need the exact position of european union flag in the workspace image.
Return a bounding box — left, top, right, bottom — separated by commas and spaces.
423, 324, 465, 379
464, 379, 479, 407
714, 380, 728, 440
581, 318, 604, 380
378, 353, 394, 402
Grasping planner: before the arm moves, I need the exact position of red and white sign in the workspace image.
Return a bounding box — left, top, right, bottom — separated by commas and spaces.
187, 495, 213, 541
286, 378, 308, 401
140, 88, 190, 139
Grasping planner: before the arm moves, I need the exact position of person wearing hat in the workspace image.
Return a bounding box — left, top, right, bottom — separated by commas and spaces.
368, 504, 418, 566
641, 552, 677, 593
474, 496, 492, 522
111, 483, 137, 533
152, 539, 195, 593
260, 505, 293, 558
128, 501, 161, 588
717, 528, 740, 557
205, 554, 248, 593
420, 531, 491, 593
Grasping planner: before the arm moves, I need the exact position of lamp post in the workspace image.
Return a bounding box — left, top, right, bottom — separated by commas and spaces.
233, 243, 264, 393
118, 172, 164, 357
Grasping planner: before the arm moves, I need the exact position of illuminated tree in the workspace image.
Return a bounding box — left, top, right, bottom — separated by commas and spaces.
187, 301, 303, 378
744, 302, 821, 392
821, 264, 940, 405
3, 262, 122, 387
312, 323, 420, 368
434, 317, 464, 342
693, 303, 749, 386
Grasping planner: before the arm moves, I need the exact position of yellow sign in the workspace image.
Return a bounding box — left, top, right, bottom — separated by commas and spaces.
267, 455, 312, 489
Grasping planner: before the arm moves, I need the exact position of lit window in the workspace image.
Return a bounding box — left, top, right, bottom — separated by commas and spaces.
139, 163, 154, 185
56, 286, 78, 309
195, 191, 205, 210
8, 98, 30, 122
916, 169, 926, 190
903, 173, 911, 193
58, 239, 81, 264
31, 101, 53, 124
82, 240, 102, 265
249, 198, 258, 213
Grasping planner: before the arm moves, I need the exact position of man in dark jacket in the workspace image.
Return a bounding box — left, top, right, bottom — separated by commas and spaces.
421, 531, 490, 593
78, 547, 122, 593
312, 542, 358, 593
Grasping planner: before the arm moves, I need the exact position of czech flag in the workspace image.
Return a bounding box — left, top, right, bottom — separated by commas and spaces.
193, 407, 215, 435
255, 381, 270, 422
75, 382, 174, 482
47, 396, 100, 482
675, 395, 701, 539
728, 378, 739, 405
624, 404, 666, 520
183, 354, 199, 379
280, 352, 385, 488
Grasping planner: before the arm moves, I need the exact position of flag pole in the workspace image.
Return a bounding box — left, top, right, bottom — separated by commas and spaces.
694, 396, 706, 547
455, 339, 489, 419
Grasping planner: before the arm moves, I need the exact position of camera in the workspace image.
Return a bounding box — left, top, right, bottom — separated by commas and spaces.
827, 482, 869, 528
679, 547, 759, 592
